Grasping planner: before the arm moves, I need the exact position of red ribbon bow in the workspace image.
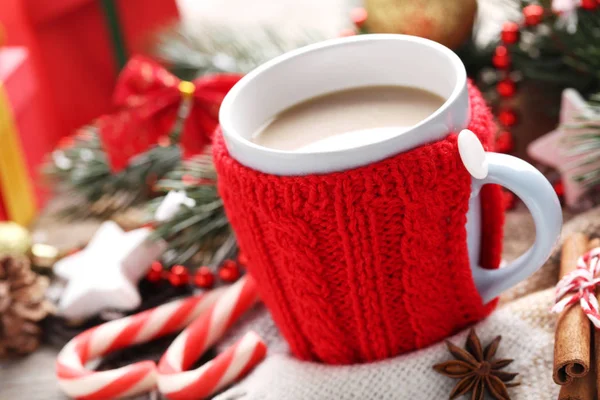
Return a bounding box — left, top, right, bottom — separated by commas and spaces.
98, 56, 242, 171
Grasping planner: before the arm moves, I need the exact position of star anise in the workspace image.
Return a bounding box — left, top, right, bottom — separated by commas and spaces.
433, 329, 520, 400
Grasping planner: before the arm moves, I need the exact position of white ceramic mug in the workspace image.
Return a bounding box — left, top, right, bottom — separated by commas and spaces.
219, 34, 562, 303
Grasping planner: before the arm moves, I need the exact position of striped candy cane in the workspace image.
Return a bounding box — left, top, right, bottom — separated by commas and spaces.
56, 289, 224, 400
552, 246, 600, 327
158, 276, 266, 399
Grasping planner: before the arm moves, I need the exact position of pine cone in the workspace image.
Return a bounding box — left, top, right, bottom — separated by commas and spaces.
0, 255, 53, 356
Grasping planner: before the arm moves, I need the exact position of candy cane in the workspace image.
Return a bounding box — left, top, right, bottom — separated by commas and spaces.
56, 288, 224, 400
158, 276, 266, 399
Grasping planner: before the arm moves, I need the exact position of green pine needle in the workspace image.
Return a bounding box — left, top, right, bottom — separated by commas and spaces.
563, 97, 600, 188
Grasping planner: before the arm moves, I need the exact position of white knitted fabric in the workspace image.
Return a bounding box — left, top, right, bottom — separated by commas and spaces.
215, 288, 558, 400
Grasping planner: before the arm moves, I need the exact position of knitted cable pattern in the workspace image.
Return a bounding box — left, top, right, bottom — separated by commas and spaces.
213, 82, 504, 364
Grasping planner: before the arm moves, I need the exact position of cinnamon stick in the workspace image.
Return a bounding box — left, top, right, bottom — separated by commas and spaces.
554, 233, 591, 385
558, 369, 595, 400
558, 237, 599, 400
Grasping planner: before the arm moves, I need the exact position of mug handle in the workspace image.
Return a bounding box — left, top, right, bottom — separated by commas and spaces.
470, 152, 562, 303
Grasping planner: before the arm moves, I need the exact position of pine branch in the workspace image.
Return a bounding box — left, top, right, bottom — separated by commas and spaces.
148, 150, 232, 269
44, 126, 180, 218
154, 22, 324, 78
509, 6, 600, 92
562, 97, 600, 188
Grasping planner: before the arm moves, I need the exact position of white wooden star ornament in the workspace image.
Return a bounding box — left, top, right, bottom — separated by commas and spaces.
528, 88, 594, 208
54, 221, 167, 320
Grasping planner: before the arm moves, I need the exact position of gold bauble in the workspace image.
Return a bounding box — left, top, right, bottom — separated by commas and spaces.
0, 222, 32, 256
364, 0, 477, 49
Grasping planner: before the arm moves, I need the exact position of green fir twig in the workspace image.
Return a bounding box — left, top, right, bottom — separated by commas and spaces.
147, 150, 232, 269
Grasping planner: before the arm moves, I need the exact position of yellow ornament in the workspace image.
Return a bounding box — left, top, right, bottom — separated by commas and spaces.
0, 222, 32, 256
364, 0, 477, 49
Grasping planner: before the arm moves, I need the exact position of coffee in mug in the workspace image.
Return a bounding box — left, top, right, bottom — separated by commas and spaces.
252, 86, 445, 152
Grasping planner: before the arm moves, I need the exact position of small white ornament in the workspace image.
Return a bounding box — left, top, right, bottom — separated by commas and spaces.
52, 150, 73, 170
553, 0, 580, 33
212, 53, 238, 72
54, 221, 166, 320
155, 190, 196, 222
79, 148, 94, 162
458, 129, 488, 180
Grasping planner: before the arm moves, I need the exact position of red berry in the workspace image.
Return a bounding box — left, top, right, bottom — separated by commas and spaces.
497, 78, 516, 97
169, 265, 190, 287
498, 108, 518, 127
237, 251, 248, 267
492, 52, 511, 69
501, 21, 520, 44
194, 266, 215, 289
523, 4, 544, 26
495, 45, 508, 57
219, 262, 241, 283
339, 28, 357, 37
553, 180, 565, 197
495, 131, 514, 153
581, 0, 597, 10
350, 7, 368, 28
492, 46, 511, 69
147, 261, 163, 283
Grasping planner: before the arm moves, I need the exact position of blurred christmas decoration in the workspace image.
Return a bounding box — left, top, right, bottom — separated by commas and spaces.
44, 276, 193, 348
44, 126, 180, 219
362, 0, 478, 49
97, 55, 241, 172
30, 243, 60, 272
504, 0, 600, 91
53, 221, 166, 320
0, 222, 31, 256
529, 87, 600, 209
528, 88, 597, 208
482, 0, 600, 125
45, 23, 321, 219
44, 23, 321, 283
3, 0, 179, 146
154, 23, 324, 80
0, 255, 53, 356
466, 0, 600, 209
0, 47, 42, 224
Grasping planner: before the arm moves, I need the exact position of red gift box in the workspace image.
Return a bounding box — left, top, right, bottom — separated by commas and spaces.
1, 0, 179, 145
0, 47, 49, 223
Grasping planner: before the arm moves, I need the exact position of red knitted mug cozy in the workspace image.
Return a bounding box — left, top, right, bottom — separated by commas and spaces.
213, 82, 504, 364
